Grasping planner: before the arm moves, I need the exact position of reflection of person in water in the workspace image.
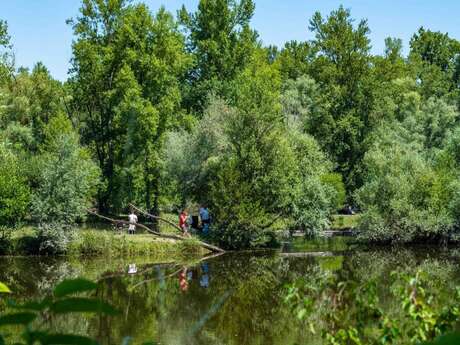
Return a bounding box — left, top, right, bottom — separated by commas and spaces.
179, 267, 189, 292
128, 263, 137, 274
200, 262, 209, 288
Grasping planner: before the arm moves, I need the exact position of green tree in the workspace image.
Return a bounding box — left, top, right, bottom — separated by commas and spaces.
165, 53, 335, 248
409, 27, 460, 99
310, 7, 378, 194
287, 128, 336, 233
31, 115, 100, 225
179, 0, 258, 112
307, 6, 374, 192
0, 143, 30, 227
356, 103, 460, 242
281, 75, 328, 139
0, 64, 66, 149
0, 19, 13, 83
275, 40, 312, 81
69, 1, 190, 216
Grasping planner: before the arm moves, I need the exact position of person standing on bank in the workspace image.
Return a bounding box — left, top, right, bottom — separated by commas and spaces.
179, 209, 190, 237
128, 210, 138, 235
199, 205, 211, 235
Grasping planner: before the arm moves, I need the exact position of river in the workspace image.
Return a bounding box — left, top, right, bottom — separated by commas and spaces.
1, 237, 459, 344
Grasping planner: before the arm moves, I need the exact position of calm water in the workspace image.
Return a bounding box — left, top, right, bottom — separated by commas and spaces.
1, 238, 460, 344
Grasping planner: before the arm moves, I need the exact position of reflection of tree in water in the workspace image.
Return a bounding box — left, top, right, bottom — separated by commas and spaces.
0, 257, 79, 298
84, 253, 313, 345
288, 247, 460, 343
156, 253, 315, 345
2, 247, 460, 345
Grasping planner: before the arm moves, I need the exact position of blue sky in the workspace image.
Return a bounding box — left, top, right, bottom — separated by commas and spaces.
2, 0, 460, 81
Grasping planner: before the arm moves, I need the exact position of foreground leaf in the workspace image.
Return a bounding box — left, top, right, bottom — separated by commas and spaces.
50, 298, 118, 315
422, 332, 460, 345
53, 279, 97, 298
0, 312, 36, 326
0, 282, 11, 294
10, 299, 50, 311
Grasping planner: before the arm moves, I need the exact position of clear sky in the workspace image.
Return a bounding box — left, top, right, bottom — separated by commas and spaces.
2, 0, 460, 81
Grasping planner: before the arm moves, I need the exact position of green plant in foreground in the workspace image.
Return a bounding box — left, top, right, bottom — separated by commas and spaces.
0, 279, 156, 345
285, 269, 460, 344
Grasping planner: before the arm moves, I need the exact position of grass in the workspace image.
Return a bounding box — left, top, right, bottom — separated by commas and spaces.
158, 212, 182, 234
69, 230, 209, 257
330, 214, 360, 230
0, 227, 209, 258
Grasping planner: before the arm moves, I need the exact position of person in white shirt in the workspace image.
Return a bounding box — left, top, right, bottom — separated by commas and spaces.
128, 211, 138, 235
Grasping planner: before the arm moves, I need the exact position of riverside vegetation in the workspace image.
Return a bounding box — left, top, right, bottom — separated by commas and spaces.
2, 0, 460, 250
1, 245, 460, 344
4, 2, 460, 344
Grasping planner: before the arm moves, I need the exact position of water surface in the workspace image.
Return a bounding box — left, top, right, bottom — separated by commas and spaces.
1, 238, 459, 345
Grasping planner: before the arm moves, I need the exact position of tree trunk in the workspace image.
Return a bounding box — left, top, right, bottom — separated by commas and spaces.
151, 174, 160, 232
145, 175, 151, 216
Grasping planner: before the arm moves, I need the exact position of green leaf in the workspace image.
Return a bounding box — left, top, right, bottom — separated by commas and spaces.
0, 334, 4, 345
50, 298, 118, 315
0, 282, 11, 294
21, 330, 47, 344
297, 309, 306, 319
422, 332, 460, 345
41, 334, 98, 345
0, 312, 36, 327
53, 279, 97, 298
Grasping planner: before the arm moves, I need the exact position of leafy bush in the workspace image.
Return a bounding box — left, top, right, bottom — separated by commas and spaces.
321, 173, 346, 211
356, 94, 460, 243
356, 140, 454, 242
287, 129, 337, 233
35, 223, 75, 255
31, 130, 99, 225
165, 91, 337, 248
0, 143, 30, 226
286, 268, 460, 344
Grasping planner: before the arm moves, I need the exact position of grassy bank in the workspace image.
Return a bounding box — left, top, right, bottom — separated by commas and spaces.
0, 227, 209, 257
330, 214, 360, 230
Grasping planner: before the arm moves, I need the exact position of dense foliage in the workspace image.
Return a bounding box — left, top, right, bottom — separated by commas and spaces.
286, 261, 460, 344
0, 278, 155, 345
1, 0, 460, 247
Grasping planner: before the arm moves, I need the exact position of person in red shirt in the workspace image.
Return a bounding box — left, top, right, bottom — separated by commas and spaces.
179, 267, 188, 292
179, 209, 190, 237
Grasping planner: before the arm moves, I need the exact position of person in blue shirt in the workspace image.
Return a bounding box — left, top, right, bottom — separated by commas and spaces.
199, 205, 211, 235
200, 262, 209, 288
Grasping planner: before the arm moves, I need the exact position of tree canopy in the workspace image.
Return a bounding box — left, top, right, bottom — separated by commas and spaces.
1, 1, 460, 247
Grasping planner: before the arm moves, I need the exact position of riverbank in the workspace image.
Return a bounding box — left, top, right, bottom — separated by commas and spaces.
330, 214, 360, 230
0, 227, 210, 257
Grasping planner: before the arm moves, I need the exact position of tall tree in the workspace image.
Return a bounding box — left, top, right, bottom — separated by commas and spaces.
69, 0, 190, 216
179, 0, 258, 112
0, 63, 67, 153
0, 19, 13, 83
307, 6, 374, 191
275, 40, 312, 81
409, 27, 460, 99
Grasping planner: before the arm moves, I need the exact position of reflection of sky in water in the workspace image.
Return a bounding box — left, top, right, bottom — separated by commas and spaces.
1, 238, 460, 345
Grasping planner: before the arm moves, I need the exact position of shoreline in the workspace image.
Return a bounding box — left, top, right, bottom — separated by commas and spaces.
0, 228, 210, 257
